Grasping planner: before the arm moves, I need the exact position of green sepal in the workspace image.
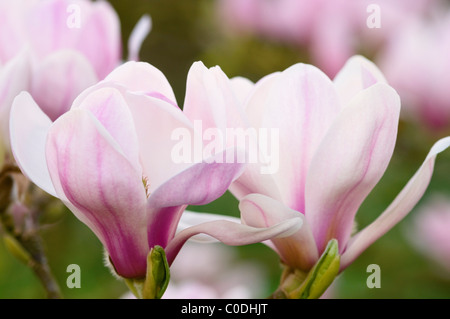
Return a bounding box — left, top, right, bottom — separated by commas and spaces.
123, 277, 144, 299
294, 239, 340, 299
273, 239, 340, 299
142, 245, 170, 299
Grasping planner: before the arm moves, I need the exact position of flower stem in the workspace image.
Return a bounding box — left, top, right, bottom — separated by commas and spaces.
22, 231, 63, 299
0, 165, 63, 299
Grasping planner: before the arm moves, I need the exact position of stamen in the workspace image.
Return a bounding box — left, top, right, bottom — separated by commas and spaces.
142, 176, 150, 198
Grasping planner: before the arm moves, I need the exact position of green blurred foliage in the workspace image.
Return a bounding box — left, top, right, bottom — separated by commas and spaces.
1, 0, 450, 299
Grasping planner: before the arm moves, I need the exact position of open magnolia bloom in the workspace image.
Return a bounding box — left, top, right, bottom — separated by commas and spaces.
9, 61, 302, 296
183, 55, 450, 298
0, 0, 122, 120
0, 0, 150, 165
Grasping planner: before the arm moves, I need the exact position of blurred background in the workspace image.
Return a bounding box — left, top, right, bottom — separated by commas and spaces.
1, 0, 450, 298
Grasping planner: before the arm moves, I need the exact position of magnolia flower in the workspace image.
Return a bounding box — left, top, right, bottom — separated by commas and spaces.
0, 0, 120, 117
183, 55, 450, 277
217, 0, 438, 77
0, 0, 150, 162
10, 61, 301, 279
407, 195, 450, 273
378, 10, 450, 131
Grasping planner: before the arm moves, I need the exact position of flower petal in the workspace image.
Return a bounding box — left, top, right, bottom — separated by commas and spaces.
124, 91, 196, 192
229, 72, 283, 201
333, 55, 387, 107
229, 76, 254, 106
26, 0, 75, 57
0, 50, 31, 151
305, 83, 400, 253
30, 50, 98, 121
104, 61, 177, 104
0, 1, 28, 63
165, 212, 303, 265
127, 14, 152, 62
76, 86, 141, 172
183, 61, 247, 135
176, 210, 243, 242
25, 0, 120, 79
259, 63, 341, 213
74, 80, 200, 193
340, 136, 450, 270
239, 194, 318, 270
243, 72, 280, 128
46, 108, 148, 278
10, 92, 57, 197
149, 149, 245, 207
177, 211, 280, 254
72, 0, 121, 79
146, 149, 245, 249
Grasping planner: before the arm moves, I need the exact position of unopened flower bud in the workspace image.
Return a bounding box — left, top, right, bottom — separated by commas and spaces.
122, 246, 170, 299
142, 245, 170, 299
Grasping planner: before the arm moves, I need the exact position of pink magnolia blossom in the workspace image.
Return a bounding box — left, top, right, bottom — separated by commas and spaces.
10, 61, 301, 279
184, 55, 450, 273
0, 0, 149, 161
407, 195, 450, 273
0, 0, 121, 117
217, 0, 438, 77
378, 10, 450, 131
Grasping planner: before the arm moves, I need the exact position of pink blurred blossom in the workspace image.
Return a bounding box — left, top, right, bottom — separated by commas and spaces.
0, 0, 149, 161
378, 10, 450, 131
164, 242, 268, 299
408, 195, 450, 273
217, 0, 438, 77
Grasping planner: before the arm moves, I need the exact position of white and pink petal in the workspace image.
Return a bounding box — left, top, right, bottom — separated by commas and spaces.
46, 108, 148, 278
239, 193, 318, 270
10, 92, 56, 197
341, 136, 450, 270
305, 83, 400, 253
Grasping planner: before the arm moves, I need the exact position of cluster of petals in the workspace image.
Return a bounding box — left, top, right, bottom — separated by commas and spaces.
183, 55, 450, 272
0, 0, 149, 157
10, 61, 301, 278
217, 0, 436, 77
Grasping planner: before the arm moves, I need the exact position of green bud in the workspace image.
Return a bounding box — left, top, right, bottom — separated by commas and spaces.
293, 239, 340, 299
142, 245, 170, 299
273, 239, 340, 299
